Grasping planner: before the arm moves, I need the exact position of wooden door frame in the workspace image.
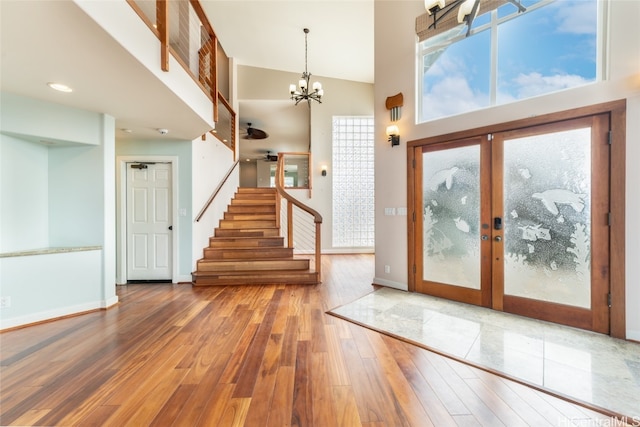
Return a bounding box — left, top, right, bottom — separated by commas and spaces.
407, 100, 626, 339
491, 115, 611, 333
411, 137, 493, 308
116, 156, 180, 285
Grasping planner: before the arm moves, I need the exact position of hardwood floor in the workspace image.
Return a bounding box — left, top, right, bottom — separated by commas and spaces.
0, 254, 619, 426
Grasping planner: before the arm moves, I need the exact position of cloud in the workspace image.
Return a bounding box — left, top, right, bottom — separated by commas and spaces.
422, 45, 490, 120
552, 0, 597, 35
512, 72, 592, 98
422, 75, 489, 120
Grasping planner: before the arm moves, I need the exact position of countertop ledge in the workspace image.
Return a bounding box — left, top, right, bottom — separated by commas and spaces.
0, 246, 102, 258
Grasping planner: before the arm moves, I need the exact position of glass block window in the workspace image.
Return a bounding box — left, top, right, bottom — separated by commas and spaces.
332, 116, 375, 248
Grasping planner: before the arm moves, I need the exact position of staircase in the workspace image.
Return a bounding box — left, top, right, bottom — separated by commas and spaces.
192, 187, 320, 286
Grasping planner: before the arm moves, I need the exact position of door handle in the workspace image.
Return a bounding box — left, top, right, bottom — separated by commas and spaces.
481, 235, 489, 240
494, 236, 502, 242
168, 226, 173, 230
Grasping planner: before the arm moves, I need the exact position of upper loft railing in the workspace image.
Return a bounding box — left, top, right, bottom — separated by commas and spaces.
126, 0, 235, 153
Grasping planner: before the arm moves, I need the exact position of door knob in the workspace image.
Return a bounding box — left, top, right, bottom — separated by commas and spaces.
481, 235, 489, 240
168, 225, 173, 230
494, 236, 502, 242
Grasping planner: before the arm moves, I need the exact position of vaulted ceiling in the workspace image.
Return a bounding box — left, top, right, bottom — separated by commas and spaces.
201, 1, 374, 84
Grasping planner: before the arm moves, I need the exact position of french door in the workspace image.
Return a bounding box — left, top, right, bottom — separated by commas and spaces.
411, 115, 611, 333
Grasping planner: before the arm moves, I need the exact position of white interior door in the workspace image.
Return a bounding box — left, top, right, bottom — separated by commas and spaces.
126, 162, 172, 281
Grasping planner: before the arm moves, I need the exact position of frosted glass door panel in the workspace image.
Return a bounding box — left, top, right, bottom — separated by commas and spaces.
423, 145, 481, 289
503, 128, 591, 308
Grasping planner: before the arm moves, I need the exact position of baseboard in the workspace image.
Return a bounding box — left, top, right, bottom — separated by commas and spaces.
293, 249, 375, 255
322, 249, 375, 254
176, 274, 193, 283
102, 295, 119, 308
627, 329, 640, 342
0, 300, 111, 331
372, 277, 408, 291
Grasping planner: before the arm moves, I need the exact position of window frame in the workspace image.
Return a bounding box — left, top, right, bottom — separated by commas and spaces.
331, 115, 375, 249
416, 0, 607, 124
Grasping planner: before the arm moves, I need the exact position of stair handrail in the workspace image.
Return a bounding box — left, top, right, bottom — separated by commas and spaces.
275, 154, 322, 282
195, 160, 239, 222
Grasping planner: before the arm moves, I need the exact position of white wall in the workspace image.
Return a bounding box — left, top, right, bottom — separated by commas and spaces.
0, 93, 117, 329
191, 132, 238, 271
373, 0, 640, 337
1, 250, 104, 329
49, 145, 105, 246
256, 159, 274, 187
239, 161, 258, 187
0, 134, 49, 252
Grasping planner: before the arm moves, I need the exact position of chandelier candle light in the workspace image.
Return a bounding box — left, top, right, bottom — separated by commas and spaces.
289, 28, 323, 105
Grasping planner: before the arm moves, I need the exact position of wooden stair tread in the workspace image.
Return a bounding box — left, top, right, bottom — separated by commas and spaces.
193, 187, 319, 286
224, 212, 276, 220
192, 271, 319, 286
203, 247, 293, 259
227, 204, 276, 213
197, 258, 310, 272
230, 198, 276, 205
208, 236, 284, 247
218, 219, 276, 228
214, 228, 281, 237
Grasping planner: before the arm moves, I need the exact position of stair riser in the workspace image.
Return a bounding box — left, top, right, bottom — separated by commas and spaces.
203, 248, 293, 260
208, 237, 284, 248
236, 188, 276, 193
224, 213, 276, 221
197, 259, 310, 272
193, 274, 319, 286
218, 220, 276, 229
214, 228, 280, 237
227, 205, 276, 213
233, 193, 276, 200
230, 199, 276, 206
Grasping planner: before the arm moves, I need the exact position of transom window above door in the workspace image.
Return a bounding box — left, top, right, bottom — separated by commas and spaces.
417, 0, 601, 123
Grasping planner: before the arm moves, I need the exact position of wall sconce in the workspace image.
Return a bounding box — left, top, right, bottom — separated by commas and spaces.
321, 164, 327, 176
386, 125, 400, 147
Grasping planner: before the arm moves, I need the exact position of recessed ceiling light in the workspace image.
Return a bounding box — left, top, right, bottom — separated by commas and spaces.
121, 128, 133, 133
47, 82, 73, 93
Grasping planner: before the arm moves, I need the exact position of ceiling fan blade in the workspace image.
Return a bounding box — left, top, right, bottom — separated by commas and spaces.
246, 127, 269, 139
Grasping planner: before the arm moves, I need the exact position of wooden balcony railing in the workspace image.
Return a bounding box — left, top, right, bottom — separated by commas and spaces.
275, 154, 323, 281
126, 0, 235, 152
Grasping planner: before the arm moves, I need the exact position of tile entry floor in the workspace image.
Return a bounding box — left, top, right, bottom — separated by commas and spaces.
329, 287, 640, 420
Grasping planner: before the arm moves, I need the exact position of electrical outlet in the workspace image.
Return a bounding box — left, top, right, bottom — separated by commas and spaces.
0, 296, 11, 308
384, 265, 391, 274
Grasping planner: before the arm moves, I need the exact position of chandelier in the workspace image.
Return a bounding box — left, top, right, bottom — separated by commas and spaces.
289, 28, 323, 105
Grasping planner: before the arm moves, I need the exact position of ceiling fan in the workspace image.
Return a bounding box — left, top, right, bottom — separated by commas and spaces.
241, 122, 269, 140
243, 150, 279, 162
264, 151, 278, 162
